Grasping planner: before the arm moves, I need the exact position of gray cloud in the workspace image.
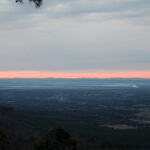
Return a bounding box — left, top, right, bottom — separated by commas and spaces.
0, 0, 150, 71
1, 0, 150, 20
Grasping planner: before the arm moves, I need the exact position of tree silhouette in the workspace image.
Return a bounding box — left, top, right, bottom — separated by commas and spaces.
16, 0, 42, 7
36, 128, 77, 150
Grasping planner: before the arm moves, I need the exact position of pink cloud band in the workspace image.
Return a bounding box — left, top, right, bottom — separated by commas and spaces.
0, 70, 150, 78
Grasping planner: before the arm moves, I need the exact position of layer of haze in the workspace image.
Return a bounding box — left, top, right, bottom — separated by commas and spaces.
0, 0, 150, 78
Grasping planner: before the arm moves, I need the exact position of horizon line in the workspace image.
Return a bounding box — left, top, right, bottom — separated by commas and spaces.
0, 70, 150, 78
0, 77, 150, 80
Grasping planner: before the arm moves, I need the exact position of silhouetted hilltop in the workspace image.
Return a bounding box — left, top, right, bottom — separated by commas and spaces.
0, 127, 139, 150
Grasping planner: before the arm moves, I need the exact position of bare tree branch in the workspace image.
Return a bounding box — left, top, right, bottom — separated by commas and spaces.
16, 0, 42, 7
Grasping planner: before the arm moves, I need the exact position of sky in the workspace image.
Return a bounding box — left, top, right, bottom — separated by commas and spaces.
0, 0, 150, 78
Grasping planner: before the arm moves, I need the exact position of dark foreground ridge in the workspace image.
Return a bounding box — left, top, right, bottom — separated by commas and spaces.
0, 127, 140, 150
0, 105, 149, 150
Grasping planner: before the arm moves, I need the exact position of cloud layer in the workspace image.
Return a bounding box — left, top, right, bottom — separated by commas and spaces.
0, 0, 150, 71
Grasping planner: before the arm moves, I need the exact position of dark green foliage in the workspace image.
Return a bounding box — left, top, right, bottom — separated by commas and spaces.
36, 128, 77, 150
0, 129, 10, 150
0, 106, 13, 112
0, 127, 143, 150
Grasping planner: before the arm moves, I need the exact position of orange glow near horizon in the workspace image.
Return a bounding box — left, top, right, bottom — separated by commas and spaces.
0, 70, 150, 78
